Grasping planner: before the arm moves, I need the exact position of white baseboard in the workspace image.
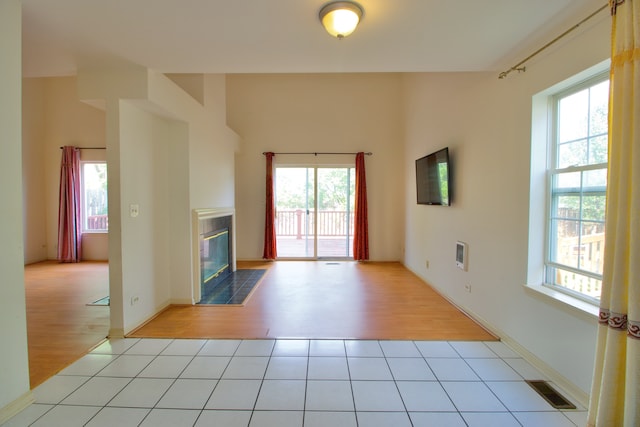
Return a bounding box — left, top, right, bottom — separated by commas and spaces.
403, 263, 590, 409
498, 333, 590, 408
452, 302, 589, 408
0, 392, 34, 425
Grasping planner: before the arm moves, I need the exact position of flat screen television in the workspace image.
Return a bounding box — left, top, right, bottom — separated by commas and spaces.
416, 147, 450, 206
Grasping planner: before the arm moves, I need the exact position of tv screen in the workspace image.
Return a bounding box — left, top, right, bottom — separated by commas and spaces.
416, 147, 450, 206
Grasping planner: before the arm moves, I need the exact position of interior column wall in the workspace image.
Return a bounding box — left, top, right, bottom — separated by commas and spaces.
118, 101, 172, 332
0, 0, 31, 418
78, 68, 240, 330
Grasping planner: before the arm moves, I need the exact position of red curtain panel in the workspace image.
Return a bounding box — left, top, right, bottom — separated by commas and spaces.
353, 152, 369, 261
263, 152, 277, 259
57, 146, 82, 262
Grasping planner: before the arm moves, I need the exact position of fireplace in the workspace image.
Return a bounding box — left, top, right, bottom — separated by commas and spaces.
192, 209, 236, 303
201, 226, 230, 287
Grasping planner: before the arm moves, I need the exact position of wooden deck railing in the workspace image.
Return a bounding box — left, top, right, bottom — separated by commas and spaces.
555, 232, 605, 298
276, 209, 354, 238
87, 214, 108, 230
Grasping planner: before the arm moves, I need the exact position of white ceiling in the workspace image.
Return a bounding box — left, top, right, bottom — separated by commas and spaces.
21, 0, 608, 78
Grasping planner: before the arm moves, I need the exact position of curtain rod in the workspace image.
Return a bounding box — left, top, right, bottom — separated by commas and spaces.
263, 151, 372, 156
498, 3, 608, 80
59, 146, 106, 150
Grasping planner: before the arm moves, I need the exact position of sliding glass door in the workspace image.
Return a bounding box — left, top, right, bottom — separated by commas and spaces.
275, 166, 354, 259
275, 168, 315, 258
316, 168, 355, 258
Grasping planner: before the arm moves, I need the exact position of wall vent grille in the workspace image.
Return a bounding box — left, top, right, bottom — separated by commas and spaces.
525, 380, 576, 409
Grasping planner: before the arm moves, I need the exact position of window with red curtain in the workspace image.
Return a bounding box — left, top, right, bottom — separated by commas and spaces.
353, 152, 369, 260
57, 146, 82, 262
263, 152, 277, 259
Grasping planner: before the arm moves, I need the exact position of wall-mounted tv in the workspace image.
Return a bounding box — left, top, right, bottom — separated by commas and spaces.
416, 147, 450, 206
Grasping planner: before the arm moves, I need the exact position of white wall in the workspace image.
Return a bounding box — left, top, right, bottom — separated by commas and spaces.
118, 101, 172, 330
402, 15, 610, 400
228, 73, 405, 261
0, 0, 32, 420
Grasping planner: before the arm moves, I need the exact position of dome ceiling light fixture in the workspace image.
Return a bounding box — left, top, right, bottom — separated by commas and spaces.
319, 1, 364, 39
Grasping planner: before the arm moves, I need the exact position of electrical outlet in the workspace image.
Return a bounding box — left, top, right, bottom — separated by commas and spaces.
130, 204, 139, 218
464, 284, 471, 293
130, 295, 139, 306
425, 260, 430, 269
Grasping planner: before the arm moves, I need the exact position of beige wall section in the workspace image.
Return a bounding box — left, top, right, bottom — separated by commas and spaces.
228, 73, 405, 261
0, 0, 32, 420
165, 73, 205, 105
402, 15, 609, 400
44, 77, 107, 261
22, 78, 48, 263
22, 76, 108, 263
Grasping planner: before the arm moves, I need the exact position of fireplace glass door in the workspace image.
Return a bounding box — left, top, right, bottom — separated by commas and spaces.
201, 228, 229, 284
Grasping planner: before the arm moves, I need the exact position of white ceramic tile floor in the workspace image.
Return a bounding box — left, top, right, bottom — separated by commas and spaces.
106, 378, 173, 408
307, 357, 350, 380
198, 339, 241, 356
347, 357, 393, 380
272, 339, 309, 356
264, 356, 308, 380
426, 357, 480, 381
222, 356, 270, 379
410, 411, 467, 426
304, 410, 357, 427
414, 340, 459, 358
137, 355, 193, 378
57, 354, 116, 377
2, 338, 588, 426
386, 357, 436, 381
179, 356, 231, 379
309, 339, 346, 356
95, 355, 155, 378
344, 340, 384, 357
160, 339, 206, 356
379, 340, 422, 358
305, 380, 354, 411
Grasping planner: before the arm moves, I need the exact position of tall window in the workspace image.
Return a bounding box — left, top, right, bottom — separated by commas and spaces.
546, 74, 609, 302
82, 162, 108, 232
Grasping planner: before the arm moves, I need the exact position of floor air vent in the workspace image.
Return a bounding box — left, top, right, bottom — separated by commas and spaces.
325, 262, 340, 265
526, 380, 576, 409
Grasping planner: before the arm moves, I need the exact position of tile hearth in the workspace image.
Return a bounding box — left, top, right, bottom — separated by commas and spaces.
198, 270, 266, 305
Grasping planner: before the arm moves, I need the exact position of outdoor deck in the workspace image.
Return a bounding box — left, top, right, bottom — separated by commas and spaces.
276, 236, 354, 258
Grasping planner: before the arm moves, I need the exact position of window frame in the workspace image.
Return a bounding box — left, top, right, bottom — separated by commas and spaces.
80, 160, 108, 234
543, 71, 609, 304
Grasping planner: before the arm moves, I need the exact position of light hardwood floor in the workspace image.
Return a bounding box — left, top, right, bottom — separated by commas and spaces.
131, 261, 496, 341
25, 260, 495, 388
24, 261, 110, 388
